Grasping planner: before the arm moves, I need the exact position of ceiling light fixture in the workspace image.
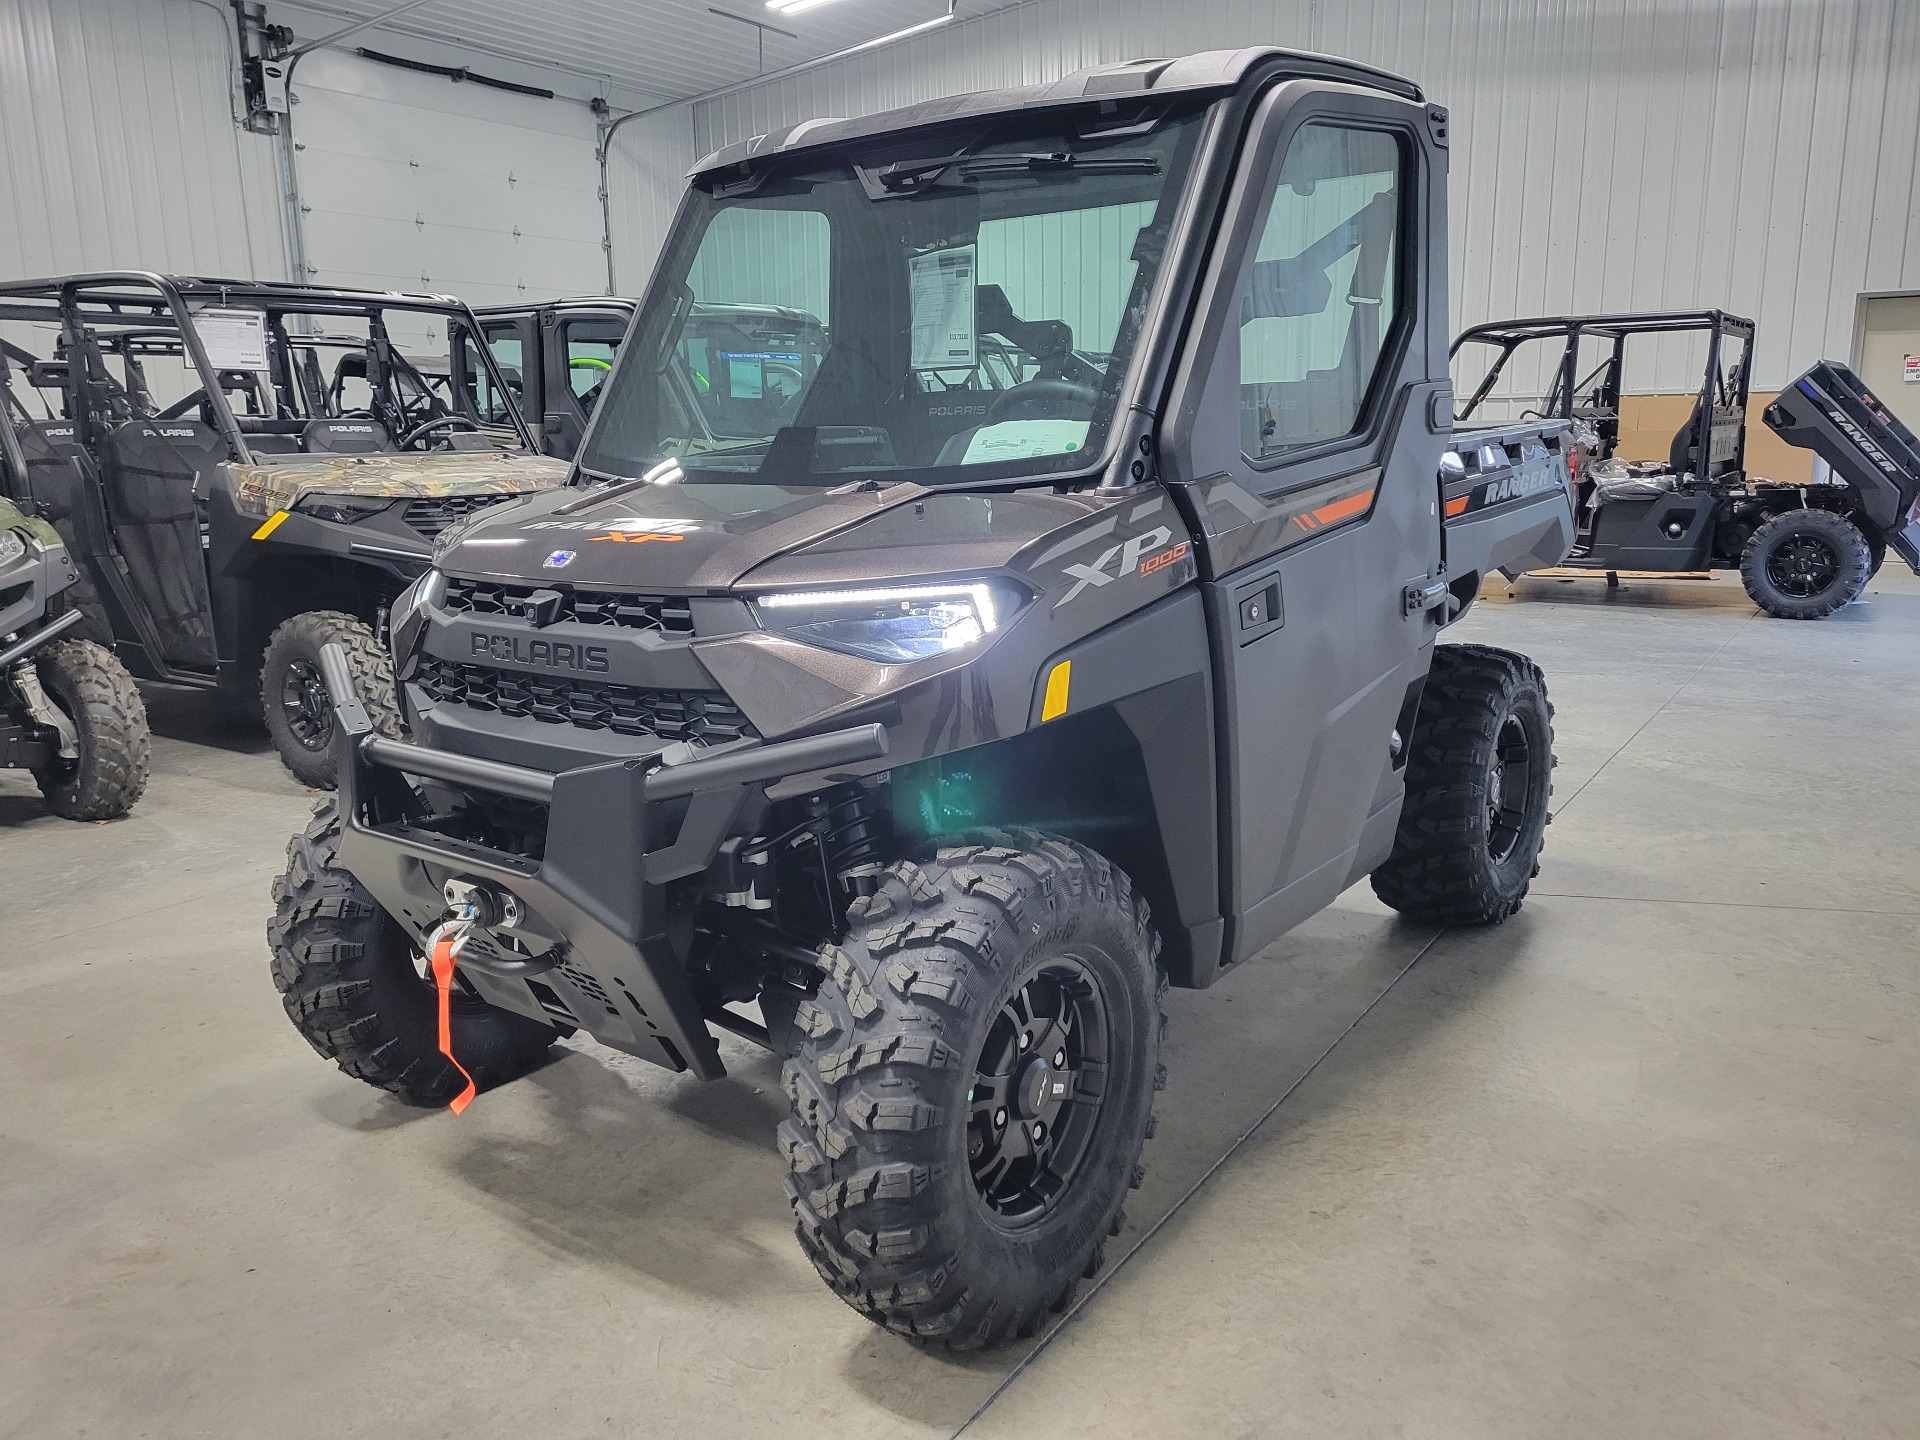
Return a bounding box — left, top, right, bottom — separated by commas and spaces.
766, 0, 845, 13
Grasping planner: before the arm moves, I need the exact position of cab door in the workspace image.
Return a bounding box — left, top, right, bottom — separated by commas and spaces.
541, 308, 629, 459
1163, 81, 1451, 968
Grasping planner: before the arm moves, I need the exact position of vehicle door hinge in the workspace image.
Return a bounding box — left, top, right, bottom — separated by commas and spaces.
1402, 575, 1449, 617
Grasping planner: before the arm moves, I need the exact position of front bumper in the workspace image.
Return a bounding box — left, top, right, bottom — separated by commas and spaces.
319, 642, 886, 1079
0, 540, 81, 646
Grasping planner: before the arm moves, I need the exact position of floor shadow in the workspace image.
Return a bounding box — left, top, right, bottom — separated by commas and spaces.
139, 683, 274, 755
835, 904, 1533, 1424
440, 1041, 803, 1304
1496, 574, 1755, 612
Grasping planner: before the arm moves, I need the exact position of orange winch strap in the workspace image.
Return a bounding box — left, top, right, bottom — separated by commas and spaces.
430, 932, 477, 1115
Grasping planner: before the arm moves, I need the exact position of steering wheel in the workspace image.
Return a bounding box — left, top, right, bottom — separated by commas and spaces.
395, 414, 480, 449
987, 378, 1097, 424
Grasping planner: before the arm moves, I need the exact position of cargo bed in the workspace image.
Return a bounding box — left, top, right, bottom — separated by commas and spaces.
1764, 361, 1920, 572
1437, 419, 1579, 615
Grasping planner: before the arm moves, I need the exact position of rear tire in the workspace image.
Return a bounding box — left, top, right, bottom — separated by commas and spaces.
1739, 509, 1871, 619
779, 831, 1164, 1349
260, 611, 399, 788
1372, 644, 1554, 926
30, 638, 150, 820
267, 797, 565, 1105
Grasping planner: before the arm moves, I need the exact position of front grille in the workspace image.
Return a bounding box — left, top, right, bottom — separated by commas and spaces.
441, 577, 693, 634
404, 494, 508, 539
414, 655, 755, 742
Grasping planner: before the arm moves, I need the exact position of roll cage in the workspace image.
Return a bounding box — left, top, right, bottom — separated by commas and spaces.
1451, 310, 1756, 476
0, 272, 540, 462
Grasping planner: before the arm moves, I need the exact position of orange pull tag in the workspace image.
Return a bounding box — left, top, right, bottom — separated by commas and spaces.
430, 932, 477, 1115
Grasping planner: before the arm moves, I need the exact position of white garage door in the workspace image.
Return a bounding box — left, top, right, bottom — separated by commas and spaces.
288, 48, 605, 339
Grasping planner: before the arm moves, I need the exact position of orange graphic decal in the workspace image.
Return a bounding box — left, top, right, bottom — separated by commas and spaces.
1445, 495, 1470, 517
589, 531, 687, 544
1138, 540, 1190, 577
1308, 487, 1376, 526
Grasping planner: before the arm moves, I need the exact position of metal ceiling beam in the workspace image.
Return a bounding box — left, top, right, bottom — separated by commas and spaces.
287, 0, 449, 59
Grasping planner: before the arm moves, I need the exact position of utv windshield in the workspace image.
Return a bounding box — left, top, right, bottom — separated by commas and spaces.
581, 106, 1207, 486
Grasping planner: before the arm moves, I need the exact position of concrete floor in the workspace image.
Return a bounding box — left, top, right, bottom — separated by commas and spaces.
3, 567, 1916, 1440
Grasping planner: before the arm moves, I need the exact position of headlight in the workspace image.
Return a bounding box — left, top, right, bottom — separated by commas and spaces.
295, 493, 397, 525
755, 581, 1015, 664
388, 568, 445, 666
0, 528, 26, 570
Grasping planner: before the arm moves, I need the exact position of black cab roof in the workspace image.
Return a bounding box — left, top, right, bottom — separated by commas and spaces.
689, 46, 1422, 179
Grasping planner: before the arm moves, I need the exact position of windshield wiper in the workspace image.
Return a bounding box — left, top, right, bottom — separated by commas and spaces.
861, 151, 1158, 198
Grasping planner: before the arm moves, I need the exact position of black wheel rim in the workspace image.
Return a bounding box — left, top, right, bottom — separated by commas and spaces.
1766, 534, 1839, 599
1487, 712, 1534, 864
967, 956, 1109, 1228
281, 657, 335, 751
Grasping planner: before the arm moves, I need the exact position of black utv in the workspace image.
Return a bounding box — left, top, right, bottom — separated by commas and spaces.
269, 49, 1579, 1347
0, 438, 149, 818
0, 274, 569, 784
1452, 311, 1920, 617
452, 297, 840, 464
453, 297, 634, 460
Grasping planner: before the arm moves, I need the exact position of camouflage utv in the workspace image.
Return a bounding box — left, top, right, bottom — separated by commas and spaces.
0, 274, 567, 785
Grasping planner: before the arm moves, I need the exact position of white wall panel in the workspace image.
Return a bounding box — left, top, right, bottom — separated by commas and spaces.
604, 105, 696, 297
0, 0, 284, 282
643, 0, 1920, 393
288, 48, 606, 308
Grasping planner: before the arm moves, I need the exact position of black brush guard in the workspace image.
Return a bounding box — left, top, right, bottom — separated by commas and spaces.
316, 643, 888, 1079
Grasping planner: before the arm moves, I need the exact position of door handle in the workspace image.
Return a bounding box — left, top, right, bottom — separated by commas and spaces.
1402, 576, 1449, 616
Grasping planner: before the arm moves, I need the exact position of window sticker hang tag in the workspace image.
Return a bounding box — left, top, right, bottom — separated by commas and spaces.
192, 307, 269, 370
909, 244, 977, 372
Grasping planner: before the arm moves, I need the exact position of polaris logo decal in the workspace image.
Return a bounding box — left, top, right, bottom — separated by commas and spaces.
1058, 526, 1173, 605
471, 632, 609, 671
544, 549, 576, 568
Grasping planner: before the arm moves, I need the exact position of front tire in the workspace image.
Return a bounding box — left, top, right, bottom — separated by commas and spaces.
1372, 644, 1554, 926
267, 798, 565, 1105
1739, 509, 1871, 619
260, 611, 400, 788
30, 638, 151, 820
779, 831, 1165, 1349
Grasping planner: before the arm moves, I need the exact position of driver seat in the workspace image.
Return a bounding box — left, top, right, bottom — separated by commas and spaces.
304, 418, 396, 454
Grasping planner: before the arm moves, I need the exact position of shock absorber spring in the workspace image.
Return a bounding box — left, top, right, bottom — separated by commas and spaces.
820, 780, 891, 900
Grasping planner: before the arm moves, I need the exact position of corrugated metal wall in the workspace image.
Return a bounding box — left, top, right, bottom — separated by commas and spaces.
605, 106, 697, 297
0, 0, 284, 281
672, 0, 1920, 393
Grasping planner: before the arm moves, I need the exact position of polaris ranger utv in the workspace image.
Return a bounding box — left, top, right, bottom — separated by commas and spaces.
269, 49, 1577, 1347
1451, 311, 1920, 617
0, 413, 149, 818
0, 275, 568, 785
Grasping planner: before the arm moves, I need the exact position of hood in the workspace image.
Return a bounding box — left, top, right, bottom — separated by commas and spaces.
230, 451, 569, 518
0, 496, 63, 548
435, 478, 926, 591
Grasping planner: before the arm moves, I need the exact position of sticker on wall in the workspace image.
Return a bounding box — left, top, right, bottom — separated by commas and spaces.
1904, 353, 1919, 383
